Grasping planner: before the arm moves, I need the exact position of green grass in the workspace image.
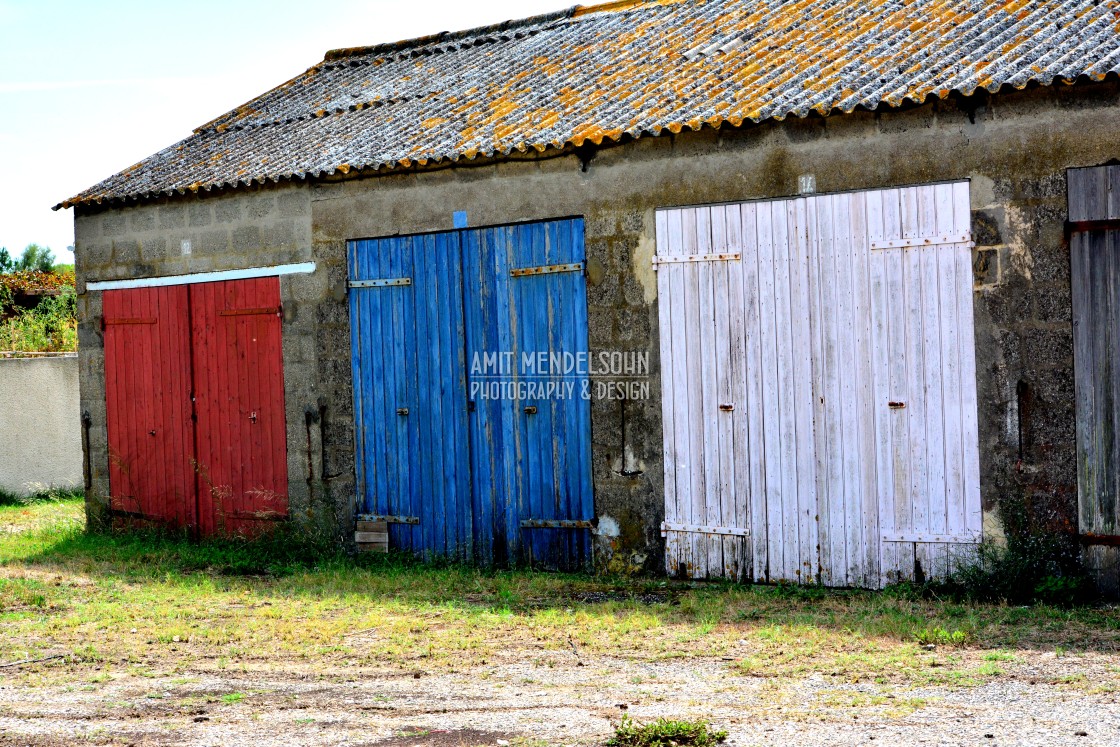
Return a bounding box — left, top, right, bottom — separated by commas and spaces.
0, 497, 1118, 690
0, 486, 84, 507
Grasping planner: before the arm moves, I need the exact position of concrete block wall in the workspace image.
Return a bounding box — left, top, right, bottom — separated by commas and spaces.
0, 356, 82, 495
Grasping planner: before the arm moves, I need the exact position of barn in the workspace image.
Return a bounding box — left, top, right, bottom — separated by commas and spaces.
57, 0, 1120, 591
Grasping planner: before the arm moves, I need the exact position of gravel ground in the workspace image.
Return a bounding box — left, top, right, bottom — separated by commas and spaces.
1, 648, 1117, 746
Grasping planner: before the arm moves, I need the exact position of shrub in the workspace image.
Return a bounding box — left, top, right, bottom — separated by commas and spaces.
929, 536, 1096, 607
0, 285, 77, 353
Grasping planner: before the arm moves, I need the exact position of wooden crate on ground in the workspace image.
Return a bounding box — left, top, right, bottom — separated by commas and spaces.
355, 520, 388, 553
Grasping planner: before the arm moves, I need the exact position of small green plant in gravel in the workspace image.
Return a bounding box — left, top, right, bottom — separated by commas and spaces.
913, 627, 970, 646
607, 715, 727, 747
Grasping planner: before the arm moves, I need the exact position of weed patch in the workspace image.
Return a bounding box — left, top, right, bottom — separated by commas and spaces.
607, 716, 727, 747
913, 627, 970, 647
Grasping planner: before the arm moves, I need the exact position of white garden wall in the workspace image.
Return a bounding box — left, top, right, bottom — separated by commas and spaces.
0, 355, 81, 495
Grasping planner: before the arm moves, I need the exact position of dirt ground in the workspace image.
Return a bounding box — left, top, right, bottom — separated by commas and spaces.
2, 646, 1118, 746
2, 500, 1119, 746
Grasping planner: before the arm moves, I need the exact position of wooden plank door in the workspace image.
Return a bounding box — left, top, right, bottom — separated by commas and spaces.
656, 182, 979, 587
804, 191, 881, 588
103, 286, 196, 528
654, 204, 766, 582
507, 220, 594, 570
191, 278, 289, 536
348, 234, 473, 558
1069, 165, 1120, 592
462, 219, 594, 569
867, 182, 981, 585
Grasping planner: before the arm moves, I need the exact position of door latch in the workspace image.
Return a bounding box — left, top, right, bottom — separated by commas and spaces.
524, 405, 538, 415
888, 401, 906, 410
397, 407, 409, 416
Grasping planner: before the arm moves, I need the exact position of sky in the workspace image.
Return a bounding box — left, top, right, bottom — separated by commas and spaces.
0, 0, 568, 265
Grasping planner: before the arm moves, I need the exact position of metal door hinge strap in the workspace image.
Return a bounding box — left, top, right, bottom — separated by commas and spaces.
1067, 219, 1120, 234
652, 252, 741, 266
510, 262, 584, 277
219, 307, 281, 317
1079, 532, 1120, 547
869, 235, 972, 250
110, 509, 156, 521
356, 514, 420, 525
222, 510, 287, 521
881, 531, 981, 543
520, 519, 595, 529
660, 522, 749, 537
103, 317, 157, 327
349, 278, 412, 288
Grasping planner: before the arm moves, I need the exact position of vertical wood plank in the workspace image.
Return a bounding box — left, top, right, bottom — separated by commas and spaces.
935, 184, 967, 542
919, 187, 948, 580
682, 208, 708, 579
723, 204, 752, 580
835, 192, 865, 585
810, 199, 834, 583
656, 210, 681, 575
740, 203, 770, 582
711, 206, 740, 579
867, 189, 896, 587
808, 194, 837, 587
849, 192, 879, 588
953, 181, 983, 535
757, 201, 787, 582
790, 198, 818, 584
668, 210, 694, 577
695, 207, 724, 577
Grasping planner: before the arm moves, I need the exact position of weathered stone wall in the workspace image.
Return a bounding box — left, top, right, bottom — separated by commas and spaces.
74, 80, 1120, 583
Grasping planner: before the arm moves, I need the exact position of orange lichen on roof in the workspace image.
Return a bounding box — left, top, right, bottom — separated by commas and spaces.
56, 0, 1120, 210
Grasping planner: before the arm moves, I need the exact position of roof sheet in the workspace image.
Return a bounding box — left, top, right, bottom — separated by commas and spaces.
58, 0, 1120, 209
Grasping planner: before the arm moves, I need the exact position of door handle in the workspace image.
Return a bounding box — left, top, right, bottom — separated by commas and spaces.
524, 405, 538, 415
397, 407, 409, 416
888, 401, 906, 410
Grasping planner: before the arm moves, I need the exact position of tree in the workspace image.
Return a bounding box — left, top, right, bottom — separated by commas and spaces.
0, 248, 12, 273
14, 244, 55, 273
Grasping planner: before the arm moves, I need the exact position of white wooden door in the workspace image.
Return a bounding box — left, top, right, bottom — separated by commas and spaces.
655, 205, 754, 580
867, 183, 983, 585
655, 182, 981, 587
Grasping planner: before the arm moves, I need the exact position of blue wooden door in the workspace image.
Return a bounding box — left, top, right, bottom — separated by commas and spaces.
349, 232, 473, 558
463, 220, 593, 570
349, 219, 592, 568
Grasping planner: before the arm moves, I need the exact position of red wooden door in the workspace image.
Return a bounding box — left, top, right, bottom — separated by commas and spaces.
190, 278, 289, 535
104, 286, 196, 527
103, 278, 288, 536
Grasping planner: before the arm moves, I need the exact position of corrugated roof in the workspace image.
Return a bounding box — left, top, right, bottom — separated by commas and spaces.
57, 0, 1120, 210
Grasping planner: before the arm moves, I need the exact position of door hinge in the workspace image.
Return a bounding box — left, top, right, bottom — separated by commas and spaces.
349, 278, 412, 288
